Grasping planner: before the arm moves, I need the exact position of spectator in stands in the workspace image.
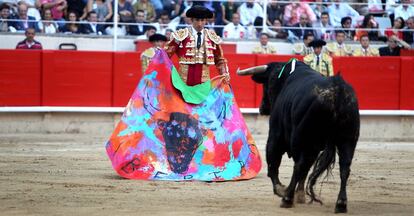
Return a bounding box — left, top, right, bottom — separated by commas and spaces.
403, 16, 414, 48
66, 0, 87, 20
327, 0, 360, 27
379, 35, 411, 56
221, 0, 240, 25
289, 14, 315, 41
206, 12, 221, 36
355, 14, 381, 41
11, 2, 39, 32
154, 10, 172, 35
385, 16, 405, 40
222, 12, 246, 39
266, 0, 284, 25
38, 0, 66, 27
128, 10, 147, 36
237, 0, 263, 26
133, 0, 156, 23
165, 28, 173, 39
327, 30, 353, 56
313, 11, 334, 40
304, 39, 333, 77
353, 34, 380, 56
140, 33, 167, 73
394, 0, 414, 21
340, 16, 356, 41
150, 0, 163, 17
81, 11, 104, 35
117, 0, 134, 22
15, 27, 42, 49
385, 0, 399, 16
310, 0, 328, 20
38, 8, 58, 33
173, 0, 193, 19
23, 0, 41, 21
86, 0, 112, 22
268, 18, 288, 39
283, 2, 316, 26
252, 33, 277, 54
0, 3, 15, 32
136, 24, 156, 40
176, 15, 191, 30
59, 10, 81, 33
293, 32, 314, 55
105, 14, 126, 36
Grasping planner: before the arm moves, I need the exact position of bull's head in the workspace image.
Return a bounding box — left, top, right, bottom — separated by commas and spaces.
237, 62, 293, 115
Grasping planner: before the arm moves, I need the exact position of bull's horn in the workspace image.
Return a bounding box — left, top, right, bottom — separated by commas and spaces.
237, 65, 268, 76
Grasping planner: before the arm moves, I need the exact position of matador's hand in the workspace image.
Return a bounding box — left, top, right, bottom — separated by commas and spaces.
220, 66, 230, 84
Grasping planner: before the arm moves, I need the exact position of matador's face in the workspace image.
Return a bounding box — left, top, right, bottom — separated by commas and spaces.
192, 18, 207, 32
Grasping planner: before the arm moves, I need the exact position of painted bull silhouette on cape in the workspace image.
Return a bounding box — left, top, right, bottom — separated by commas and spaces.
238, 59, 360, 213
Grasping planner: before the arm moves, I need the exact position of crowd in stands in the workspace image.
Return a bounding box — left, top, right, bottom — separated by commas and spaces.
1, 0, 414, 54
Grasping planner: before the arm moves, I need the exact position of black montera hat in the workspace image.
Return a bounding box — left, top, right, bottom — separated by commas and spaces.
186, 5, 213, 19
149, 33, 168, 42
309, 39, 327, 48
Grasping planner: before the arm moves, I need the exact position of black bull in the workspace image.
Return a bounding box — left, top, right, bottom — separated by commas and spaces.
238, 60, 360, 213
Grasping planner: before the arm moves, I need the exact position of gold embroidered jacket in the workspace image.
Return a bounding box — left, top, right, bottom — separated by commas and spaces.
165, 27, 227, 83
304, 53, 334, 77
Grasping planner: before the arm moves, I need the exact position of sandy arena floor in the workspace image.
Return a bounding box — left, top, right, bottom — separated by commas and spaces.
0, 133, 413, 216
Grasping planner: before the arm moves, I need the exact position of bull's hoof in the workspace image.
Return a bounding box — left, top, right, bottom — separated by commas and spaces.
335, 200, 347, 213
280, 197, 294, 208
295, 190, 306, 204
273, 184, 286, 197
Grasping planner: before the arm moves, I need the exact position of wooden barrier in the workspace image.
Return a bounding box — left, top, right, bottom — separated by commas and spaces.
0, 50, 42, 106
0, 49, 413, 109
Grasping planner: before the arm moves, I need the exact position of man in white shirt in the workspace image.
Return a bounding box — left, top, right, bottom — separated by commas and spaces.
237, 0, 263, 26
394, 0, 414, 21
313, 12, 334, 40
222, 13, 247, 39
327, 0, 360, 27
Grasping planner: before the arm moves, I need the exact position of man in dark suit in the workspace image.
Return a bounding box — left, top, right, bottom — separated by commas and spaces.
81, 11, 105, 35
403, 16, 414, 48
379, 35, 411, 56
11, 2, 39, 32
290, 14, 314, 40
128, 9, 147, 36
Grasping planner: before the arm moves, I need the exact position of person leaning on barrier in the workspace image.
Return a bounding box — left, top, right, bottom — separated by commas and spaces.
379, 35, 411, 56
304, 39, 333, 77
293, 32, 314, 55
252, 32, 277, 54
403, 16, 414, 48
353, 34, 380, 56
16, 27, 43, 49
326, 30, 353, 56
141, 33, 168, 73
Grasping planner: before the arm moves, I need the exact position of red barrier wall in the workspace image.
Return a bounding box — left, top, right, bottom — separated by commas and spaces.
0, 50, 42, 106
334, 57, 401, 109
42, 50, 113, 106
400, 57, 414, 109
0, 49, 413, 110
113, 52, 142, 107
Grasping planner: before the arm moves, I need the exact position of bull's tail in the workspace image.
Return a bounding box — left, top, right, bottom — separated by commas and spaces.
306, 142, 336, 204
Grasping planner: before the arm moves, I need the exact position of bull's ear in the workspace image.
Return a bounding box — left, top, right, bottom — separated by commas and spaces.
251, 70, 269, 83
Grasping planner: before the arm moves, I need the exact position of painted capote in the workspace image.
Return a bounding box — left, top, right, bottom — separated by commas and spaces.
106, 50, 261, 181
